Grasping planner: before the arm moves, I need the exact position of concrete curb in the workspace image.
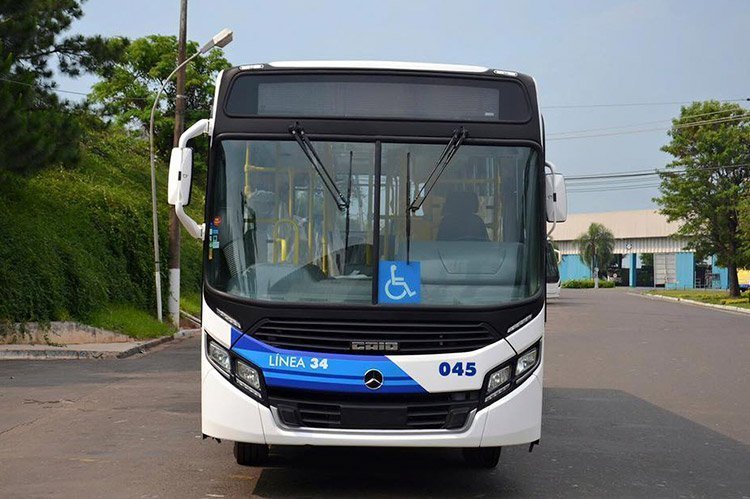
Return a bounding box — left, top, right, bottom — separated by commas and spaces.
115, 336, 174, 359
180, 310, 201, 327
1, 321, 145, 346
0, 324, 202, 361
0, 349, 118, 360
0, 336, 173, 361
173, 328, 200, 339
632, 292, 750, 315
0, 333, 194, 361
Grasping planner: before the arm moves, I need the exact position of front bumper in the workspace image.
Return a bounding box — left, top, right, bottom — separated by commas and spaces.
201, 361, 542, 448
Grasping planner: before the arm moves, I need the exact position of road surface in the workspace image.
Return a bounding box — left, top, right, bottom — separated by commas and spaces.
0, 289, 748, 497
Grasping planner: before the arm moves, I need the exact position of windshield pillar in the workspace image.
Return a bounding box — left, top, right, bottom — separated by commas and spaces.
371, 141, 382, 305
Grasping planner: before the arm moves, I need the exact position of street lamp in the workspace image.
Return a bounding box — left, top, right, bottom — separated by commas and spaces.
149, 28, 233, 322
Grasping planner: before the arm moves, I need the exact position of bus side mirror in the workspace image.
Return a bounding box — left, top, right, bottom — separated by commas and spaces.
168, 147, 193, 206
545, 172, 567, 223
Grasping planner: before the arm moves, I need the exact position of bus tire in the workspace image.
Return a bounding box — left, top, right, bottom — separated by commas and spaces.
233, 441, 269, 466
462, 447, 501, 468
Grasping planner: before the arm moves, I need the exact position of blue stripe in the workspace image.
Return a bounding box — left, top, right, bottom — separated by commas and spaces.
262, 367, 412, 381
231, 329, 425, 394
230, 328, 243, 347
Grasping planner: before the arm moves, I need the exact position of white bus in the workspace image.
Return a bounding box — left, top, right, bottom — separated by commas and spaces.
546, 240, 562, 299
168, 61, 567, 468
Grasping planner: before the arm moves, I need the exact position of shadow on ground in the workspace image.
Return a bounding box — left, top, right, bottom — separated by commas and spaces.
244, 388, 750, 497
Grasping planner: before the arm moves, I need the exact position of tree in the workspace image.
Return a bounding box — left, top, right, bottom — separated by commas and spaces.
575, 223, 615, 280
640, 253, 654, 267
655, 101, 750, 297
0, 0, 126, 174
741, 194, 750, 276
88, 35, 229, 165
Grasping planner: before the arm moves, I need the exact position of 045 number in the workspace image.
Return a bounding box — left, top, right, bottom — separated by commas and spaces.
438, 361, 476, 377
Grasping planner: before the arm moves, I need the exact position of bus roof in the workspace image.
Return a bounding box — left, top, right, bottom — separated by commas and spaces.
239, 60, 519, 76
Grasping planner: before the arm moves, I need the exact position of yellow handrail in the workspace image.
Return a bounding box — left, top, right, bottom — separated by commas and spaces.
272, 218, 300, 264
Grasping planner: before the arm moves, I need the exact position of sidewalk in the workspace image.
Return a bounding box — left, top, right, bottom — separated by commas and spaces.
0, 329, 200, 360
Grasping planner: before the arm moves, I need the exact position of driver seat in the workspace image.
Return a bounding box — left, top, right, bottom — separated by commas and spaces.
437, 191, 489, 241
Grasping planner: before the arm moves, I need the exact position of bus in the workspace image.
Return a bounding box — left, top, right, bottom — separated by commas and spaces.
167, 61, 567, 469
546, 240, 561, 299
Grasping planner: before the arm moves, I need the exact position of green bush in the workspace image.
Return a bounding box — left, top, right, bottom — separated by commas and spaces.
0, 128, 203, 329
562, 279, 616, 289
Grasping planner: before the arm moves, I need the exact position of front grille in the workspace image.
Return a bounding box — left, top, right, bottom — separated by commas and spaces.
269, 388, 479, 430
252, 319, 498, 354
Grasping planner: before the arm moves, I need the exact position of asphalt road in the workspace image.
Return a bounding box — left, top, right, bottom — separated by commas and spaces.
0, 289, 748, 498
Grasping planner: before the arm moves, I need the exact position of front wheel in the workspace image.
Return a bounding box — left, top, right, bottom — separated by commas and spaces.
234, 442, 269, 466
462, 447, 501, 468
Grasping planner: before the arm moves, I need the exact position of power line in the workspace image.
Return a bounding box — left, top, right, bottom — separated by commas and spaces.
544, 97, 749, 110
0, 75, 91, 97
565, 162, 750, 193
568, 179, 662, 187
547, 108, 750, 137
0, 75, 150, 101
568, 183, 661, 193
567, 176, 665, 188
569, 180, 661, 189
568, 171, 662, 181
549, 114, 750, 141
568, 184, 661, 193
566, 163, 750, 181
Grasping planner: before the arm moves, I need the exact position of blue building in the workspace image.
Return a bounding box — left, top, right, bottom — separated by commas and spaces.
552, 210, 729, 289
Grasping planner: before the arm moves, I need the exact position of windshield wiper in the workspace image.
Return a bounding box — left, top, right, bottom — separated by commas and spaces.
289, 122, 348, 211
409, 127, 468, 212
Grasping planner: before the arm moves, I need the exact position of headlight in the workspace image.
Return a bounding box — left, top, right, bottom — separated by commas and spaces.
235, 360, 262, 398
207, 339, 231, 375
205, 333, 267, 403
484, 365, 512, 403
481, 341, 541, 407
516, 347, 538, 378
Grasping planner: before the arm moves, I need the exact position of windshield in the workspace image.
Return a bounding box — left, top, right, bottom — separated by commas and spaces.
206, 140, 541, 307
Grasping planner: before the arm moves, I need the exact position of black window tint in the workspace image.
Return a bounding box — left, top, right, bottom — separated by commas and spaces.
225, 74, 531, 122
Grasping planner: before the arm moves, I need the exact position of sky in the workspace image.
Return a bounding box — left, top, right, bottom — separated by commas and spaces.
60, 0, 750, 213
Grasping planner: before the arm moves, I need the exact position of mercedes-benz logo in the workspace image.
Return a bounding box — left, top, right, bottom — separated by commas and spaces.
364, 369, 383, 390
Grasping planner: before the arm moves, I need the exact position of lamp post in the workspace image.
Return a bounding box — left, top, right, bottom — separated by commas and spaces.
149, 28, 233, 321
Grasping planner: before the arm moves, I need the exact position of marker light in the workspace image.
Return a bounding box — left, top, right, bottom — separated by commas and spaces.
207, 340, 231, 375
216, 308, 240, 329
507, 314, 532, 334
516, 347, 538, 377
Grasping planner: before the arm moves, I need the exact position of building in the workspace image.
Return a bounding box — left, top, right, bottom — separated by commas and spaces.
551, 209, 730, 289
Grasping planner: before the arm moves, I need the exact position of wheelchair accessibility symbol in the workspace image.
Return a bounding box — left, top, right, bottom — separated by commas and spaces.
379, 261, 421, 304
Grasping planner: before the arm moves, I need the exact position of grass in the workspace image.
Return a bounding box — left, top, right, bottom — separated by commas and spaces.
180, 291, 202, 318
88, 304, 176, 339
0, 127, 203, 334
648, 289, 750, 310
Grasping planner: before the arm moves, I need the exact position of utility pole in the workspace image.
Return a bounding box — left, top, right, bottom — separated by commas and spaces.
168, 0, 188, 327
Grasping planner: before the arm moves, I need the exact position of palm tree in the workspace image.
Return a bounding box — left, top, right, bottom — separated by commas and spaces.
575, 223, 615, 287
